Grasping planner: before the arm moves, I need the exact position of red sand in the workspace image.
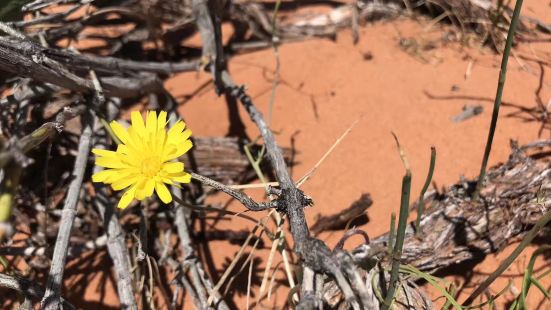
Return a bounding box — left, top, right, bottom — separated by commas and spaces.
3, 1, 551, 308
168, 13, 551, 309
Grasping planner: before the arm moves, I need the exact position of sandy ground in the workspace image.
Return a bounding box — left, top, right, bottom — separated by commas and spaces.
166, 9, 551, 309
2, 1, 551, 308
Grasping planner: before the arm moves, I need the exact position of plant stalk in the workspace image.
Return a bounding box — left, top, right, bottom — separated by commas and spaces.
473, 0, 524, 199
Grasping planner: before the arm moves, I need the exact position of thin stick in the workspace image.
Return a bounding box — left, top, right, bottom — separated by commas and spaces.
206, 224, 263, 305
267, 0, 282, 126
41, 112, 94, 310
242, 144, 297, 303
228, 182, 279, 190
92, 97, 138, 309
190, 172, 274, 211
383, 134, 412, 310
192, 2, 358, 305
0, 273, 75, 309
473, 0, 524, 199
296, 118, 360, 188
0, 21, 26, 39
94, 191, 137, 309
173, 189, 230, 309
172, 192, 262, 225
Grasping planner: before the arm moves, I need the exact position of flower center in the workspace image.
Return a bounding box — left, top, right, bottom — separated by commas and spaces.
141, 156, 161, 177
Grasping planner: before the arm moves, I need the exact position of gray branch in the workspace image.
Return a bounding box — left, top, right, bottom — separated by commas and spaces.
190, 172, 275, 211
91, 100, 138, 309
191, 1, 359, 307
0, 37, 164, 98
168, 108, 229, 310
94, 192, 138, 309
0, 273, 74, 309
41, 111, 94, 310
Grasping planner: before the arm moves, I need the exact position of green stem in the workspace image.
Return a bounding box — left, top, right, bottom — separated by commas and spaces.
473, 0, 524, 199
388, 212, 396, 255
382, 171, 412, 310
415, 146, 436, 236
0, 164, 22, 222
0, 164, 21, 242
508, 245, 551, 310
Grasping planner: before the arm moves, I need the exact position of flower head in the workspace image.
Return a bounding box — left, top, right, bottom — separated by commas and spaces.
92, 110, 192, 209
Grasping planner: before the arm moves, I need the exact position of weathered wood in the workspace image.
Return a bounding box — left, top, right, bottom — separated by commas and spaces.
322, 144, 551, 309
188, 136, 292, 184
311, 193, 372, 235
364, 145, 550, 273
0, 37, 164, 99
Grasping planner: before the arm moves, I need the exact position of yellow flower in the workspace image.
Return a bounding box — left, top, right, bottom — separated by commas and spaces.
92, 110, 193, 209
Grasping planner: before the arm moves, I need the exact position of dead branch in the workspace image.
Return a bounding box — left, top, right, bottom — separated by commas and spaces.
1, 1, 549, 309
190, 172, 275, 212
191, 1, 363, 308
0, 37, 164, 98
0, 273, 75, 309
311, 193, 372, 235
0, 105, 85, 168
41, 111, 94, 310
186, 136, 292, 183
165, 106, 230, 310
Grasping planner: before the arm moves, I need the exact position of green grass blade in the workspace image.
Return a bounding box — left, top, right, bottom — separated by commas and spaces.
388, 212, 396, 255
520, 245, 551, 308
530, 277, 551, 300
400, 264, 462, 310
473, 0, 524, 199
415, 146, 436, 236
467, 281, 510, 309
382, 134, 412, 310
442, 282, 457, 310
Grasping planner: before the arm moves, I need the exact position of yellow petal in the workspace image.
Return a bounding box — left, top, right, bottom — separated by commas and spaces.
146, 111, 157, 135
102, 168, 137, 184
170, 172, 191, 184
118, 186, 136, 209
116, 144, 130, 154
143, 178, 155, 197
127, 126, 145, 152
161, 177, 175, 185
155, 182, 172, 204
131, 111, 146, 134
111, 176, 138, 191
161, 145, 177, 161
166, 121, 186, 144
175, 140, 193, 158
162, 162, 184, 173
110, 121, 130, 144
157, 111, 167, 132
92, 169, 117, 183
96, 157, 128, 169
117, 150, 141, 167
179, 129, 192, 141
166, 130, 192, 148
164, 140, 193, 161
134, 178, 148, 200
